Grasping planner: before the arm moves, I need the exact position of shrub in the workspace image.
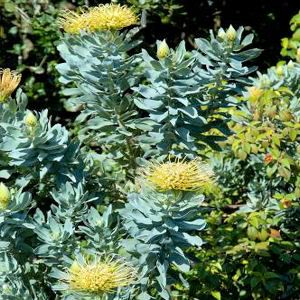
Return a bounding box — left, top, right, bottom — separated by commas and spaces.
177, 36, 300, 300
1, 2, 300, 300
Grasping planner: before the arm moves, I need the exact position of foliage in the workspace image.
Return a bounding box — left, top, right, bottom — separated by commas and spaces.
119, 185, 206, 299
281, 10, 300, 61
0, 0, 64, 108
1, 0, 299, 119
1, 2, 300, 300
134, 29, 260, 156
210, 62, 300, 210
174, 42, 300, 300
57, 28, 148, 182
57, 23, 260, 194
116, 0, 184, 25
178, 208, 300, 300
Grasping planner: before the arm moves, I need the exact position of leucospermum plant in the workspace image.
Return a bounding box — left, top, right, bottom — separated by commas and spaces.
57, 2, 261, 189
119, 158, 213, 299
0, 69, 131, 299
57, 4, 149, 186
1, 2, 281, 300
134, 26, 261, 156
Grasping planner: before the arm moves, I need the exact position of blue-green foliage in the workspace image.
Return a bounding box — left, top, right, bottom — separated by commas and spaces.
0, 189, 37, 299
134, 28, 261, 155
0, 90, 82, 186
79, 205, 119, 253
57, 26, 261, 183
0, 92, 111, 298
0, 91, 85, 298
119, 188, 206, 299
57, 30, 155, 178
255, 62, 300, 96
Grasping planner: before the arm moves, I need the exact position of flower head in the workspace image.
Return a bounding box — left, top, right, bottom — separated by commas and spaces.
60, 4, 138, 34
275, 65, 284, 76
67, 256, 136, 295
0, 68, 21, 103
264, 153, 273, 164
280, 198, 292, 208
144, 158, 214, 192
287, 60, 294, 69
59, 10, 88, 35
0, 182, 11, 210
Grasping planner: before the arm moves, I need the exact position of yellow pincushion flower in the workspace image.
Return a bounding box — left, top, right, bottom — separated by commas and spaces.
59, 10, 88, 35
0, 68, 22, 103
145, 158, 214, 192
60, 4, 138, 34
67, 256, 136, 294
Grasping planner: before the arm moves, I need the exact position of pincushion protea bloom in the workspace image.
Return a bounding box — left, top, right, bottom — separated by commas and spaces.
59, 4, 138, 34
66, 256, 136, 295
59, 10, 88, 35
0, 68, 21, 103
144, 158, 214, 192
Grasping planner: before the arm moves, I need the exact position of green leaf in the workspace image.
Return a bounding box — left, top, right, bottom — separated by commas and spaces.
211, 291, 221, 300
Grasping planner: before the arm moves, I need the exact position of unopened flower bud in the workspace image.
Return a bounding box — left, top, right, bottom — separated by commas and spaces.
226, 25, 237, 42
275, 65, 284, 76
24, 111, 38, 127
259, 75, 271, 88
217, 28, 226, 40
287, 60, 294, 69
0, 182, 10, 210
157, 39, 170, 60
